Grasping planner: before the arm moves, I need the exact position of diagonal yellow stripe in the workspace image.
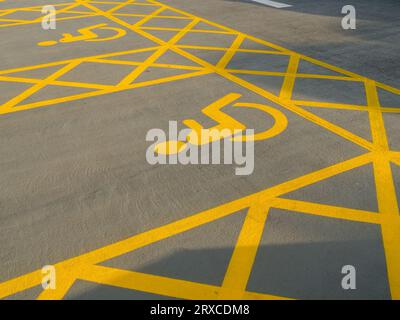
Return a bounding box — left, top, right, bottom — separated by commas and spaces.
220, 204, 270, 299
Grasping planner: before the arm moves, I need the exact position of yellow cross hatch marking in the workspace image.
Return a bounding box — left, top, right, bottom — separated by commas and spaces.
0, 0, 399, 300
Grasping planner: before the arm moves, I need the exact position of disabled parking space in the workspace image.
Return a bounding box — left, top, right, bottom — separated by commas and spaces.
0, 0, 399, 300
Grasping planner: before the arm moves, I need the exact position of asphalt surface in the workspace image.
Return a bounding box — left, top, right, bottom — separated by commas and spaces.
0, 0, 399, 300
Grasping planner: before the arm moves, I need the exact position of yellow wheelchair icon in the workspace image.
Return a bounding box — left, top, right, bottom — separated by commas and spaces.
155, 93, 288, 155
38, 23, 127, 47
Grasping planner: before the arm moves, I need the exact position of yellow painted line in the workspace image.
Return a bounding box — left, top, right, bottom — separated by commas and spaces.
0, 2, 77, 12
59, 9, 97, 15
31, 2, 82, 24
390, 151, 400, 159
79, 3, 169, 89
114, 13, 192, 20
0, 1, 385, 166
297, 55, 366, 81
140, 26, 234, 35
0, 18, 28, 23
0, 75, 115, 90
271, 198, 381, 224
373, 156, 400, 299
86, 0, 375, 152
392, 160, 400, 168
0, 75, 40, 84
220, 203, 270, 299
149, 0, 397, 93
243, 290, 292, 300
366, 81, 389, 151
89, 0, 131, 4
63, 154, 374, 268
1, 61, 81, 111
51, 79, 115, 90
0, 46, 160, 76
177, 44, 286, 55
176, 44, 229, 51
129, 4, 165, 28
106, 0, 134, 14
0, 11, 12, 17
227, 69, 286, 77
381, 108, 400, 113
0, 0, 399, 300
117, 17, 200, 86
148, 0, 287, 52
216, 69, 375, 151
89, 58, 204, 71
90, 0, 156, 6
377, 82, 400, 96
390, 153, 400, 167
122, 35, 374, 151
0, 153, 374, 299
0, 46, 160, 75
293, 101, 400, 114
1, 0, 391, 156
0, 14, 99, 28
228, 69, 357, 82
293, 74, 358, 81
0, 194, 249, 299
66, 193, 252, 267
0, 270, 42, 299
279, 54, 300, 100
36, 272, 76, 300
0, 70, 211, 116
255, 153, 374, 201
292, 100, 369, 111
365, 80, 400, 299
0, 1, 98, 28
79, 266, 224, 300
292, 100, 400, 113
215, 34, 245, 70
77, 264, 289, 300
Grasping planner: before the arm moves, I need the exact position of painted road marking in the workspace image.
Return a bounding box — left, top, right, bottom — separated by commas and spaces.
250, 0, 292, 9
0, 0, 399, 300
37, 23, 127, 46
155, 93, 288, 155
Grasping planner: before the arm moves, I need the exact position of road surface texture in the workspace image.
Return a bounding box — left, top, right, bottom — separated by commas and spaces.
0, 0, 399, 300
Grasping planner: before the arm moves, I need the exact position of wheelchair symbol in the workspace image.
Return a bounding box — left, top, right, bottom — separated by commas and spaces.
38, 23, 127, 46
155, 93, 288, 155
